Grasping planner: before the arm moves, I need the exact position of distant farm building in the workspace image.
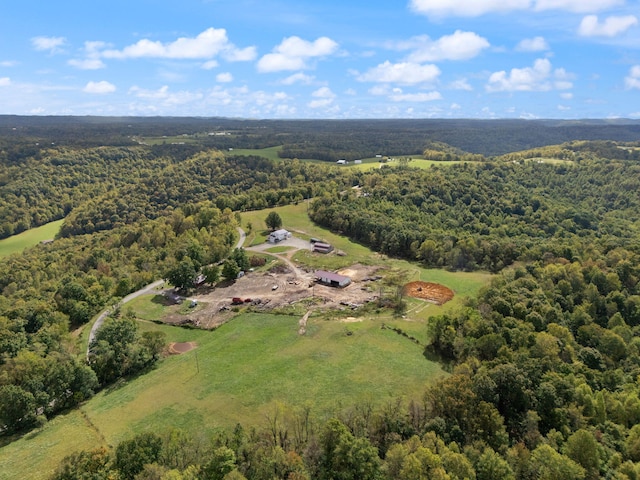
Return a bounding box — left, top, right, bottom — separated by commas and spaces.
336, 159, 346, 165
268, 229, 291, 243
312, 242, 333, 254
316, 270, 351, 288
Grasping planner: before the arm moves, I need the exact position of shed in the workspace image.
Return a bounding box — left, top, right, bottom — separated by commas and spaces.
316, 270, 351, 288
312, 242, 333, 254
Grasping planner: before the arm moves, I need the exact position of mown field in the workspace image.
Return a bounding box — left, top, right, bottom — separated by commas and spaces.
0, 204, 492, 479
0, 219, 64, 259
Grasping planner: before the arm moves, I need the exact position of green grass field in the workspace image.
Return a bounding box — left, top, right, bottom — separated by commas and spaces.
226, 146, 284, 161
0, 219, 64, 259
1, 314, 445, 479
0, 204, 494, 479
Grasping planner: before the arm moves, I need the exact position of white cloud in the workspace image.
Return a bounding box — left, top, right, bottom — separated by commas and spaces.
534, 0, 623, 13
202, 60, 219, 70
102, 27, 255, 61
410, 0, 530, 17
516, 36, 549, 51
358, 61, 441, 85
69, 41, 108, 70
561, 92, 574, 99
83, 81, 116, 94
409, 0, 621, 17
388, 91, 442, 102
31, 36, 67, 53
0, 61, 17, 67
405, 31, 490, 62
280, 72, 315, 85
216, 72, 233, 83
308, 86, 336, 108
68, 58, 105, 70
129, 85, 204, 106
0, 77, 10, 87
257, 36, 339, 72
486, 58, 573, 92
625, 65, 640, 89
578, 15, 638, 37
449, 78, 473, 90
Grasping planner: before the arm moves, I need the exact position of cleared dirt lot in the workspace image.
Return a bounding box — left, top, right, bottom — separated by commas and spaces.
159, 235, 381, 329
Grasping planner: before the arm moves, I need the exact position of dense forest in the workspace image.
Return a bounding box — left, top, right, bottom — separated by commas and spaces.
2, 118, 640, 479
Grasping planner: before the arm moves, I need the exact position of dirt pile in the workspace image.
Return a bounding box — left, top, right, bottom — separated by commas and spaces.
403, 281, 454, 305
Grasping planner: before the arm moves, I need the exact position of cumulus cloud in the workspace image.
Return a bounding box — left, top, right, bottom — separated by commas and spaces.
68, 58, 105, 70
388, 90, 442, 102
280, 72, 315, 85
578, 15, 638, 37
308, 86, 336, 108
69, 41, 108, 70
129, 85, 204, 106
358, 61, 441, 85
410, 0, 622, 17
516, 36, 549, 51
0, 77, 10, 87
257, 36, 339, 72
534, 0, 623, 13
449, 79, 473, 90
202, 60, 219, 70
402, 31, 490, 62
31, 36, 67, 53
625, 65, 640, 89
486, 58, 573, 92
101, 27, 255, 61
216, 72, 233, 83
83, 81, 116, 94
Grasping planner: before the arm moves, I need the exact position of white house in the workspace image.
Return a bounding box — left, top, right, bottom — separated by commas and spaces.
268, 229, 291, 243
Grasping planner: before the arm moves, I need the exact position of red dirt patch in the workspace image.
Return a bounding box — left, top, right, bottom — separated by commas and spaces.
168, 342, 197, 354
404, 281, 454, 305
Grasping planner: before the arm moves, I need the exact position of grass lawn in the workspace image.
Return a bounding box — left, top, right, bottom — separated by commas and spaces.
0, 219, 64, 259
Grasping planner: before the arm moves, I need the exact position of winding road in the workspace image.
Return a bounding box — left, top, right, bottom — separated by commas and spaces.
87, 227, 248, 356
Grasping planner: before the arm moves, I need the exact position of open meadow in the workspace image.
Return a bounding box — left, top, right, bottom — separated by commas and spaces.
0, 219, 64, 259
0, 204, 492, 479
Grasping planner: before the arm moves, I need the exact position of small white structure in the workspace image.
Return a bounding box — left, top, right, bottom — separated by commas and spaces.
268, 229, 291, 243
336, 159, 346, 165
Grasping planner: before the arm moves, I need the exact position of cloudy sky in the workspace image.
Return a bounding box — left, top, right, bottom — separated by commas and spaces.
1, 0, 639, 119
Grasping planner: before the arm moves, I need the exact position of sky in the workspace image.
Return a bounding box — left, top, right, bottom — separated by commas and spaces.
1, 0, 639, 119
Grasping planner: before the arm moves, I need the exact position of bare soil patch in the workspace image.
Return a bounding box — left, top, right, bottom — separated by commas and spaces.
404, 281, 454, 305
168, 342, 197, 354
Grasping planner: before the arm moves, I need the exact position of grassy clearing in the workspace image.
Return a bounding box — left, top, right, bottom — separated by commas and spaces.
226, 146, 283, 161
0, 219, 64, 259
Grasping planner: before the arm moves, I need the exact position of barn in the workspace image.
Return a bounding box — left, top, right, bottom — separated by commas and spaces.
315, 270, 351, 288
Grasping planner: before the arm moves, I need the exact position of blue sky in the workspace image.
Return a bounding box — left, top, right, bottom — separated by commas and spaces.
1, 0, 639, 119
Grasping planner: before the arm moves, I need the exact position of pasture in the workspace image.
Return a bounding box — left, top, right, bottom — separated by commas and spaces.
0, 219, 64, 259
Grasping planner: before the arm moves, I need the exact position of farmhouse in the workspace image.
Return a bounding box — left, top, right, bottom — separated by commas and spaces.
268, 229, 291, 243
316, 270, 351, 288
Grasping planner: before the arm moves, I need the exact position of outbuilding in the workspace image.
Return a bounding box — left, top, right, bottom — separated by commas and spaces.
312, 242, 333, 254
315, 270, 351, 288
